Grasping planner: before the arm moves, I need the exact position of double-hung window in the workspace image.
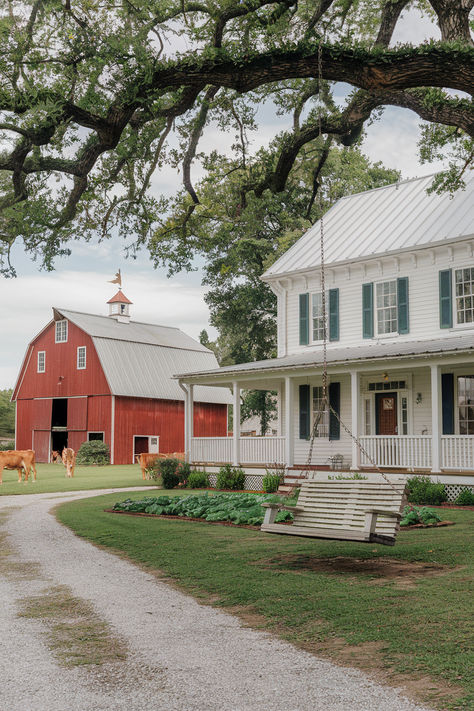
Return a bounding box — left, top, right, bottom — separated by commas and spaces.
37, 351, 45, 373
458, 375, 474, 435
55, 319, 68, 343
312, 386, 329, 438
455, 268, 474, 325
77, 346, 86, 370
312, 292, 326, 341
376, 280, 397, 334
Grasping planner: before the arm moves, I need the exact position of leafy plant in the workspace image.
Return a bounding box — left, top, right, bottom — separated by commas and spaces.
76, 440, 110, 466
328, 473, 368, 480
177, 461, 191, 484
151, 458, 181, 489
455, 488, 474, 506
113, 492, 293, 527
187, 471, 210, 489
216, 464, 246, 490
406, 476, 447, 506
262, 473, 281, 493
400, 506, 443, 527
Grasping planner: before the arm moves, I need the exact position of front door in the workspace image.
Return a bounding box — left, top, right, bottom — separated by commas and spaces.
375, 393, 398, 435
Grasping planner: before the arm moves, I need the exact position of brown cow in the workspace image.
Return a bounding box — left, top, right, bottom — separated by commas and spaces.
0, 450, 37, 484
51, 450, 61, 463
62, 447, 76, 478
136, 451, 185, 480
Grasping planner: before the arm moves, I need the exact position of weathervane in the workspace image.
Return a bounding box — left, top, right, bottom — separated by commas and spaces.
108, 269, 122, 289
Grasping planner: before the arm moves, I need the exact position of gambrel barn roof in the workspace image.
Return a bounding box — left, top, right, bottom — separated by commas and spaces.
16, 308, 231, 405
262, 173, 474, 279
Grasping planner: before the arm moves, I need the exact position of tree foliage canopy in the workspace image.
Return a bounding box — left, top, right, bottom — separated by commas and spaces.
0, 0, 473, 274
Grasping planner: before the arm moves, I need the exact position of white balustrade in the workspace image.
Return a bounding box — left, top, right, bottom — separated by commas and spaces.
441, 436, 474, 470
191, 436, 285, 465
359, 436, 432, 469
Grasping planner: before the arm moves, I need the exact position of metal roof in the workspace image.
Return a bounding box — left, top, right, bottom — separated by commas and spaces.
56, 308, 211, 351
52, 308, 231, 404
262, 173, 474, 279
176, 334, 474, 381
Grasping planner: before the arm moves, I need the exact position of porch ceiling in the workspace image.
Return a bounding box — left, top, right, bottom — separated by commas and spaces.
175, 334, 474, 385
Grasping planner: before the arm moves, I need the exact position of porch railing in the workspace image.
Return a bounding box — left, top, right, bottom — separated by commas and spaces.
359, 435, 432, 469
191, 436, 285, 465
441, 436, 474, 470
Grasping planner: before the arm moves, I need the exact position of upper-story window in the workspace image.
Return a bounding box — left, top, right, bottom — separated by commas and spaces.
55, 320, 68, 343
376, 280, 398, 334
77, 346, 86, 370
37, 351, 45, 373
312, 293, 326, 341
455, 268, 474, 325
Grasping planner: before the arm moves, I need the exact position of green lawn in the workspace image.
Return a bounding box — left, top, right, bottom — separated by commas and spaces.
0, 463, 159, 495
56, 490, 474, 710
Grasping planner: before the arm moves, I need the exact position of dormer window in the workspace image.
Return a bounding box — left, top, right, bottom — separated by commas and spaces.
455, 268, 474, 325
37, 351, 45, 373
55, 319, 68, 343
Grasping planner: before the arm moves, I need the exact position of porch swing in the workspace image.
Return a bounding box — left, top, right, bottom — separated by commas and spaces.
260, 44, 407, 546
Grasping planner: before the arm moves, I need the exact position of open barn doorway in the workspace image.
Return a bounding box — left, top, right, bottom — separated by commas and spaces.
51, 431, 68, 454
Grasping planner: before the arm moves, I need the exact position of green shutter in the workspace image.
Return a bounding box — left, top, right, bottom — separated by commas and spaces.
329, 288, 339, 341
397, 277, 409, 334
362, 283, 374, 338
299, 293, 309, 345
441, 373, 455, 435
299, 384, 310, 439
439, 270, 453, 328
329, 382, 340, 441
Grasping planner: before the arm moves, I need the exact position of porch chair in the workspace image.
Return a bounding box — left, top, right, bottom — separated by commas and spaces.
261, 475, 407, 546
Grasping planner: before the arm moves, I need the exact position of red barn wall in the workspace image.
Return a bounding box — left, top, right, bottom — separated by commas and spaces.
114, 396, 228, 464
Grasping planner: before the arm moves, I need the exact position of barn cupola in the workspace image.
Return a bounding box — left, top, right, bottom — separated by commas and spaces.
107, 290, 133, 323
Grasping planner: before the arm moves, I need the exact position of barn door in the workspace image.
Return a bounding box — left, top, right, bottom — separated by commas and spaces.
32, 399, 52, 430
32, 430, 51, 463
68, 397, 88, 430
68, 431, 87, 453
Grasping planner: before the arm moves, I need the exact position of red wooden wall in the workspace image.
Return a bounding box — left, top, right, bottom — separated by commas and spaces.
113, 396, 228, 464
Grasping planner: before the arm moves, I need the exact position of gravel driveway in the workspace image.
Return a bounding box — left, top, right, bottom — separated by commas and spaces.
0, 489, 433, 711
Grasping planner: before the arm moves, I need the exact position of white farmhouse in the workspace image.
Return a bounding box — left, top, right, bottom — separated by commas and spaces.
177, 174, 474, 495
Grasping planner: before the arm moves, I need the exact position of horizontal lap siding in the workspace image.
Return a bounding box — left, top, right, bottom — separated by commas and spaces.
114, 397, 227, 464
285, 243, 473, 354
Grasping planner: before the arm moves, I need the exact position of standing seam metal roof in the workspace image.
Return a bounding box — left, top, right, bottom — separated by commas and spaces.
262, 174, 474, 279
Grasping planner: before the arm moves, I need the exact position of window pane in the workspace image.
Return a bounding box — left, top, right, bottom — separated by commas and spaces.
455, 268, 474, 325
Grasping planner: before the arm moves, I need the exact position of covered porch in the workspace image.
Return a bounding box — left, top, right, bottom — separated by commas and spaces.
176, 341, 474, 487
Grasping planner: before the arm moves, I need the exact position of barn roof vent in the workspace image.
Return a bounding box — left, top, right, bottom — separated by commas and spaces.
107, 290, 133, 323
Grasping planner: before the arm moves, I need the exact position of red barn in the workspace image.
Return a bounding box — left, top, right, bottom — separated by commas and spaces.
12, 291, 230, 463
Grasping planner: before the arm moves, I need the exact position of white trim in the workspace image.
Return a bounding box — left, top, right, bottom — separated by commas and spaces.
110, 395, 115, 464
351, 371, 360, 469
284, 376, 294, 467
232, 381, 241, 466
37, 351, 46, 373
431, 364, 442, 472
55, 319, 68, 343
77, 346, 86, 370
374, 278, 398, 336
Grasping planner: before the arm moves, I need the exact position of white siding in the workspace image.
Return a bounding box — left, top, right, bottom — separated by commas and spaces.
282, 239, 474, 356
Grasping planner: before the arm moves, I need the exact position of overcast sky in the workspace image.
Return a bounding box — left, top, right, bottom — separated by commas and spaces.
0, 9, 452, 389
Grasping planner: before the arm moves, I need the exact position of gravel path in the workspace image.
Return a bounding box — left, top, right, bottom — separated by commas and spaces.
0, 489, 433, 711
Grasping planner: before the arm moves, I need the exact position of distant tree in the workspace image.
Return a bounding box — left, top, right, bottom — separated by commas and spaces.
0, 389, 15, 436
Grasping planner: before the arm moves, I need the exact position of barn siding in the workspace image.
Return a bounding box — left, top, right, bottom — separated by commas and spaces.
114, 396, 227, 464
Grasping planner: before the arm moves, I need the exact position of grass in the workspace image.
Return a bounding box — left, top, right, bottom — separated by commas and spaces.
56, 491, 474, 710
19, 584, 128, 667
0, 463, 159, 495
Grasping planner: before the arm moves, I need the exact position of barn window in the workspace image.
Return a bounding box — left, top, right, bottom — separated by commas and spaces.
77, 346, 86, 370
55, 320, 68, 343
88, 432, 104, 441
37, 351, 45, 373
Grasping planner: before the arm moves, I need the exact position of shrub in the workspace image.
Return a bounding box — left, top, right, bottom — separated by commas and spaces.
263, 473, 281, 493
187, 471, 210, 489
455, 488, 474, 506
151, 458, 181, 489
400, 505, 442, 526
177, 461, 191, 484
406, 475, 447, 505
0, 440, 15, 451
216, 464, 246, 490
76, 440, 110, 465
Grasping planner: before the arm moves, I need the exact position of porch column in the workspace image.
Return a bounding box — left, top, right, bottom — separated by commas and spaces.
188, 384, 194, 462
350, 371, 361, 470
232, 381, 240, 466
179, 381, 190, 462
284, 376, 294, 467
430, 364, 442, 473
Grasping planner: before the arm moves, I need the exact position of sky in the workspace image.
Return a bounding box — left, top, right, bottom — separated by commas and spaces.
0, 8, 452, 389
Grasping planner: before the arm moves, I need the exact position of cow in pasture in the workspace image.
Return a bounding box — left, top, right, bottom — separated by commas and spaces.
51, 450, 61, 463
62, 447, 76, 478
0, 450, 37, 484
